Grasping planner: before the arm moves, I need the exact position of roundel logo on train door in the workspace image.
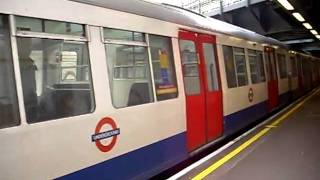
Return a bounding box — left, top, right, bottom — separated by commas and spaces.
91, 117, 120, 152
248, 88, 254, 103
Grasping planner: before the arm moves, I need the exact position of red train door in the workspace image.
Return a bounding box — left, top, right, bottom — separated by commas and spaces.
179, 31, 223, 151
264, 47, 279, 111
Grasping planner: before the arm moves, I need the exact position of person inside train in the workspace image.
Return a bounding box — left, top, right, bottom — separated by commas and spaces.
17, 38, 38, 122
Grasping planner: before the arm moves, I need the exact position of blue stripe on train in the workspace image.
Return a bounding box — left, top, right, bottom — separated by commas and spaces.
223, 101, 268, 135
59, 132, 188, 180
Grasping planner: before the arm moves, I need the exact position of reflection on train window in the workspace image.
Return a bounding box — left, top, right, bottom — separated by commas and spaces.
222, 45, 237, 88
290, 57, 297, 77
179, 40, 201, 95
105, 44, 154, 108
203, 43, 219, 91
104, 28, 145, 42
15, 16, 85, 36
17, 38, 94, 123
234, 47, 248, 86
149, 35, 178, 101
0, 15, 20, 129
248, 49, 266, 84
277, 54, 287, 79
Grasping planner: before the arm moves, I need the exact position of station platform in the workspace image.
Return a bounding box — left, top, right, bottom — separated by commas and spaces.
172, 88, 320, 180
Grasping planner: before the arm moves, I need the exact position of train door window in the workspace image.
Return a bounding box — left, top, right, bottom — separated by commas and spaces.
222, 45, 237, 88
277, 54, 287, 79
0, 15, 20, 128
265, 50, 276, 81
180, 40, 201, 95
233, 47, 248, 86
291, 57, 297, 77
264, 52, 270, 80
104, 28, 153, 108
248, 49, 266, 84
270, 53, 277, 80
149, 35, 178, 101
203, 43, 219, 91
15, 16, 94, 123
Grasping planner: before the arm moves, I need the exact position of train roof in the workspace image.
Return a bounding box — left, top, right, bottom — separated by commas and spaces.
70, 0, 286, 48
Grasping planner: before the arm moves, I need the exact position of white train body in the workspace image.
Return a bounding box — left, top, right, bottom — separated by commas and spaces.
0, 0, 319, 179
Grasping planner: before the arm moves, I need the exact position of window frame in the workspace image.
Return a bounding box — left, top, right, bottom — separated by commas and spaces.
148, 34, 178, 100
12, 15, 96, 124
233, 47, 248, 87
222, 45, 237, 88
222, 45, 250, 88
277, 53, 288, 79
290, 56, 298, 77
14, 16, 87, 41
247, 49, 266, 84
102, 27, 179, 108
0, 14, 21, 129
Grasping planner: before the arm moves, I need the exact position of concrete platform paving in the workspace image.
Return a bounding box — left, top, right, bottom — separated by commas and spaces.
179, 89, 320, 180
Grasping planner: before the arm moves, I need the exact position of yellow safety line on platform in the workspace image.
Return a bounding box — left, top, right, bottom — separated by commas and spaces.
192, 89, 320, 180
265, 125, 278, 128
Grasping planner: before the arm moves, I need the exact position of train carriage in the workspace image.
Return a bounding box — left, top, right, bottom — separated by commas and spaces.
0, 0, 319, 179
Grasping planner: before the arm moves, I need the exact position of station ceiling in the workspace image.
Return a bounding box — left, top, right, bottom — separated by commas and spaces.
211, 0, 320, 57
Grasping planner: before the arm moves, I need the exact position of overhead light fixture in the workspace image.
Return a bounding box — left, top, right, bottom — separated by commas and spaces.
292, 12, 305, 22
310, 30, 318, 35
277, 0, 294, 10
303, 23, 312, 29
282, 39, 314, 44
316, 35, 320, 39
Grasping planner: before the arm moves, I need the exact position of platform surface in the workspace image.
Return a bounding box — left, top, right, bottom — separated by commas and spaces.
180, 89, 320, 180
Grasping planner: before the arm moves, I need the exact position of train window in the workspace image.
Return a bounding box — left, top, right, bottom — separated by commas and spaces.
248, 49, 258, 84
44, 21, 84, 36
234, 47, 248, 86
149, 35, 178, 101
105, 44, 154, 108
222, 45, 237, 88
16, 17, 94, 123
203, 43, 219, 91
248, 49, 265, 84
180, 40, 201, 95
0, 15, 20, 128
257, 51, 266, 82
16, 16, 85, 36
290, 57, 298, 77
277, 54, 287, 79
104, 28, 145, 42
15, 16, 42, 32
297, 55, 302, 76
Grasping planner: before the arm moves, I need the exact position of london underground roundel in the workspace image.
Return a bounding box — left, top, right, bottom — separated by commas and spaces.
91, 117, 120, 152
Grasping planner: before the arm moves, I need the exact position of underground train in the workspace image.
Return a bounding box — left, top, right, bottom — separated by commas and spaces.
0, 0, 320, 179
